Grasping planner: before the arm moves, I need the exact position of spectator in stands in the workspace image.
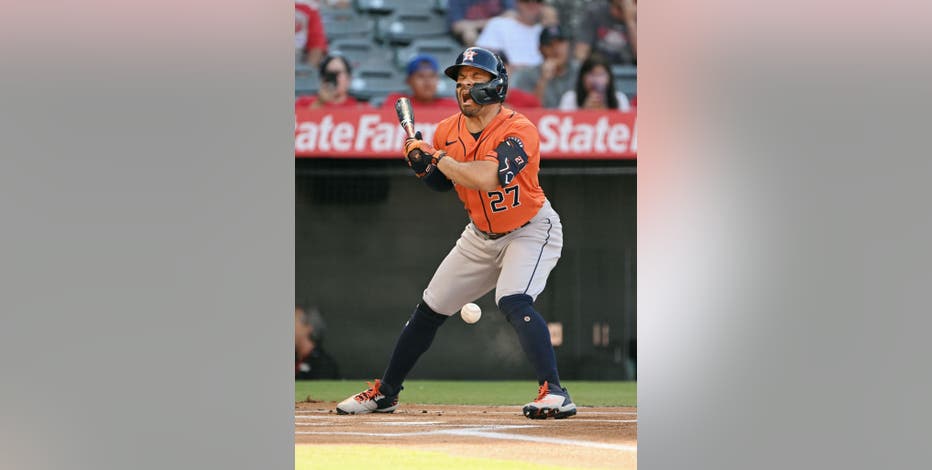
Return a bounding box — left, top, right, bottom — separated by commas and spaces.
475, 0, 546, 69
558, 54, 632, 111
295, 307, 314, 376
295, 54, 360, 109
512, 24, 578, 108
447, 0, 516, 47
497, 51, 541, 110
295, 1, 328, 67
575, 0, 637, 65
296, 305, 341, 380
381, 54, 459, 110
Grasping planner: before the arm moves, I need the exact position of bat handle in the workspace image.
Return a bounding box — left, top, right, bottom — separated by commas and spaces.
402, 122, 417, 140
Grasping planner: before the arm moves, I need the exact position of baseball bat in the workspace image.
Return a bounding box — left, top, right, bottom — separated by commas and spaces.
394, 97, 417, 139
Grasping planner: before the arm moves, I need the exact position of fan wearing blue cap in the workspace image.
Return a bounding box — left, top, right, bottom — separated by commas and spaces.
381, 54, 459, 110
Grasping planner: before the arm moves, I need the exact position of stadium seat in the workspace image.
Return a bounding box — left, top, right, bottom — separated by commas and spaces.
355, 0, 397, 15
434, 76, 456, 98
330, 38, 395, 70
349, 66, 408, 101
321, 8, 375, 40
356, 55, 399, 75
296, 67, 320, 97
369, 94, 389, 108
376, 12, 450, 45
611, 64, 637, 98
394, 36, 462, 70
356, 0, 436, 15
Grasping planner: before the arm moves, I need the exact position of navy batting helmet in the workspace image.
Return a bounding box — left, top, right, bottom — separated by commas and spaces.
444, 47, 508, 105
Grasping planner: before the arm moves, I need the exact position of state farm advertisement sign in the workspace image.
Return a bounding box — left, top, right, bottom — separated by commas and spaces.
295, 108, 636, 159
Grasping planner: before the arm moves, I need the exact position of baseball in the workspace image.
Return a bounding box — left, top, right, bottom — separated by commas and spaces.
460, 303, 482, 324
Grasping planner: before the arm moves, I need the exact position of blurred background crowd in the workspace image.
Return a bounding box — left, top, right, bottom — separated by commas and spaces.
295, 0, 636, 112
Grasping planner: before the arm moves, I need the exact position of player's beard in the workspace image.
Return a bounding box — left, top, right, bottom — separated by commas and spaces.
458, 92, 481, 117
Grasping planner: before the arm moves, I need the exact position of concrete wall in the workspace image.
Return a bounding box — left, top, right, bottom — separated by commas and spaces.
296, 160, 636, 380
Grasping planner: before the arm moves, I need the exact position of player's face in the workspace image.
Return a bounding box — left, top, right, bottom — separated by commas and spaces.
455, 66, 494, 117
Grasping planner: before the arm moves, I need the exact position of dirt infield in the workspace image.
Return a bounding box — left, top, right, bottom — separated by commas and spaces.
295, 402, 637, 469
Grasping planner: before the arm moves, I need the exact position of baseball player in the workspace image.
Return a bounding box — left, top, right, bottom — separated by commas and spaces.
337, 47, 575, 419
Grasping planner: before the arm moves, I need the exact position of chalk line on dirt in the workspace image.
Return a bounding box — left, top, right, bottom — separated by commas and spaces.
297, 424, 635, 452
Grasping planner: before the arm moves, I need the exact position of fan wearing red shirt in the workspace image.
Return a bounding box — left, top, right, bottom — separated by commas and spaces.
295, 1, 328, 66
382, 55, 459, 111
497, 51, 541, 110
295, 55, 360, 109
505, 86, 542, 110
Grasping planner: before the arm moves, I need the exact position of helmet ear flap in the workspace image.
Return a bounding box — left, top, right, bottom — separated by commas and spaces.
469, 77, 506, 105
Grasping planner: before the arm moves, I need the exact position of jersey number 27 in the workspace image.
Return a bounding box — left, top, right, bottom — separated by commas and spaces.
488, 186, 520, 212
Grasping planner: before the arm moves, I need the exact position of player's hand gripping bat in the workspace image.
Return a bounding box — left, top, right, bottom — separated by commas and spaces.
395, 97, 441, 176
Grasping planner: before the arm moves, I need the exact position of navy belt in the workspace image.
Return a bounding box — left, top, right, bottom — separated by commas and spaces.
474, 221, 531, 240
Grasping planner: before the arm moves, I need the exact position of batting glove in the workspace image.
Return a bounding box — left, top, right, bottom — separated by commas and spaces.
403, 131, 445, 178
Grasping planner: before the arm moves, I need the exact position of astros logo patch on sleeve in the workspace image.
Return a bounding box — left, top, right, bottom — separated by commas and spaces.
495, 136, 529, 186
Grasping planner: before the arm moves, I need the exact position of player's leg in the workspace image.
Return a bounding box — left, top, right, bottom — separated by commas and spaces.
495, 204, 575, 418
496, 207, 564, 386
335, 302, 448, 415
375, 302, 451, 397
337, 225, 498, 414
382, 225, 499, 390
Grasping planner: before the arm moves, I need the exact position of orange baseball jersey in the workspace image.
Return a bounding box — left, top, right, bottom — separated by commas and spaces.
434, 108, 547, 234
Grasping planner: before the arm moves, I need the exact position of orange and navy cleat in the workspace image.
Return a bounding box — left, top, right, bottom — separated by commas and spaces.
336, 379, 399, 415
522, 381, 577, 419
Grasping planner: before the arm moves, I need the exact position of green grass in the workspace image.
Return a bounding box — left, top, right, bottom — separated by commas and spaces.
296, 445, 594, 470
296, 380, 636, 407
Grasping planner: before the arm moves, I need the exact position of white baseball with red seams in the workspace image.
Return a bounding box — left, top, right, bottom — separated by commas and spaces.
460, 303, 482, 324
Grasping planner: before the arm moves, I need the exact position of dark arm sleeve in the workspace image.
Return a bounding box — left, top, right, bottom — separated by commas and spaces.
494, 136, 530, 187
423, 165, 454, 192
